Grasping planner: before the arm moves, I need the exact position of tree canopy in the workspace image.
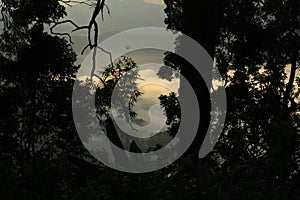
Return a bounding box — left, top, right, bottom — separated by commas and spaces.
0, 0, 299, 199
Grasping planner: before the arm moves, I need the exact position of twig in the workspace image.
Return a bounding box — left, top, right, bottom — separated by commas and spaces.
59, 0, 94, 7
50, 0, 109, 54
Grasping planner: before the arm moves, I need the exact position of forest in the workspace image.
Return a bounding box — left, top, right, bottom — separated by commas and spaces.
0, 0, 299, 199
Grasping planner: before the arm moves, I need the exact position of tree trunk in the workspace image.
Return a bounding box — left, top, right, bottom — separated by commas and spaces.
180, 0, 223, 157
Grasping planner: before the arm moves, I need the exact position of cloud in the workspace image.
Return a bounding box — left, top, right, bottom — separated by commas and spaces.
144, 0, 165, 5
58, 0, 166, 37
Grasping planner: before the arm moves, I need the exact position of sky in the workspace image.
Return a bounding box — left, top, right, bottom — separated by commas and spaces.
65, 0, 177, 139
55, 0, 168, 65
1, 0, 298, 142
144, 0, 164, 5
53, 0, 299, 138
57, 0, 166, 36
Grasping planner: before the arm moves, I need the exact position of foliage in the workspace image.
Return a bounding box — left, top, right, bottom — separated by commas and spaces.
161, 0, 300, 199
0, 0, 299, 199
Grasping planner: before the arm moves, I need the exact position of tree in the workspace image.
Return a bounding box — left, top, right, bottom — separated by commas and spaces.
1, 0, 299, 199
0, 1, 102, 199
163, 0, 300, 199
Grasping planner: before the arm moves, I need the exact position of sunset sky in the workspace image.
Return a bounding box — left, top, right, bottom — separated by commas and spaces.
50, 0, 299, 132
63, 0, 176, 136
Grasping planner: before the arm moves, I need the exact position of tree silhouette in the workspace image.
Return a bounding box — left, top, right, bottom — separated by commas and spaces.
162, 0, 300, 199
0, 0, 299, 199
0, 1, 108, 199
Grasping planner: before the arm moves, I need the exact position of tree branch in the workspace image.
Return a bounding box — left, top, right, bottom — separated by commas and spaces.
285, 60, 297, 97
50, 0, 108, 54
59, 0, 94, 7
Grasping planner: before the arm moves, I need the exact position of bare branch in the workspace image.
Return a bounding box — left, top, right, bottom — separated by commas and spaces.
104, 4, 111, 16
50, 29, 73, 44
51, 0, 114, 81
58, 0, 94, 7
51, 0, 107, 51
50, 19, 89, 44
97, 46, 114, 67
81, 44, 90, 55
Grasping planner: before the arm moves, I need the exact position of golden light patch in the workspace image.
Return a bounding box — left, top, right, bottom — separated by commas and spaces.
144, 0, 165, 5
139, 83, 171, 99
132, 83, 172, 122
